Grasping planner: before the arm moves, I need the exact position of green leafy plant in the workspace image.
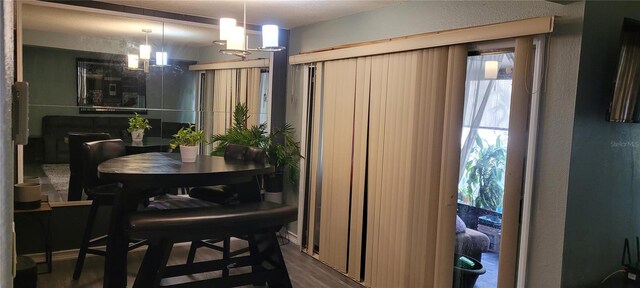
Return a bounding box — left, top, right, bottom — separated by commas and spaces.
170, 124, 205, 149
127, 113, 152, 133
460, 135, 507, 211
210, 103, 302, 184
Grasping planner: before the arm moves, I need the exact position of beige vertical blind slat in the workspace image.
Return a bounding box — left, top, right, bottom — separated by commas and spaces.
347, 56, 371, 281
203, 70, 215, 154
305, 63, 324, 257
211, 69, 233, 136
364, 53, 389, 288
433, 44, 468, 287
497, 36, 533, 288
318, 59, 357, 273
246, 68, 262, 126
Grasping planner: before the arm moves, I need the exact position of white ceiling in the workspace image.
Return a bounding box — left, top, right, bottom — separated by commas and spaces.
99, 0, 400, 29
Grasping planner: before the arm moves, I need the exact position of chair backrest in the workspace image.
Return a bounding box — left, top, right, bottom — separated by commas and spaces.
67, 132, 111, 201
223, 144, 267, 203
81, 139, 125, 190
223, 144, 266, 164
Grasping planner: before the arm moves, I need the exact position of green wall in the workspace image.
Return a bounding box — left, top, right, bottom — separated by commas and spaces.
562, 2, 640, 287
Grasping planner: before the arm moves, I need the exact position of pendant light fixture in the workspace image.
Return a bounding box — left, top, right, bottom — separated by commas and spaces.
215, 2, 285, 59
128, 29, 169, 71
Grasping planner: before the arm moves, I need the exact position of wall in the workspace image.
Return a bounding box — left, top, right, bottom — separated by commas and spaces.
562, 2, 640, 286
287, 1, 585, 287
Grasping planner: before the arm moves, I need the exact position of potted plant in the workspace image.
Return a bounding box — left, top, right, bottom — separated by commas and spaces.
170, 124, 205, 162
127, 113, 152, 142
210, 103, 302, 201
460, 135, 507, 212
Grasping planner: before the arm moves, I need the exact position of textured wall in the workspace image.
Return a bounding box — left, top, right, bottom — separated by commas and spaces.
562, 2, 640, 286
287, 1, 585, 286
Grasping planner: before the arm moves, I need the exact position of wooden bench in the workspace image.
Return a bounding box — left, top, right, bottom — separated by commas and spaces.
127, 201, 297, 288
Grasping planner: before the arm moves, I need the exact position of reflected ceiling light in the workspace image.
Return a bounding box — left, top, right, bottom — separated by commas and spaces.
484, 61, 499, 79
140, 29, 152, 60
127, 54, 139, 69
156, 52, 168, 66
214, 2, 285, 59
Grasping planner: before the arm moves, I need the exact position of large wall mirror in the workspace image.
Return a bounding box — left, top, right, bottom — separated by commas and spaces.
20, 2, 272, 203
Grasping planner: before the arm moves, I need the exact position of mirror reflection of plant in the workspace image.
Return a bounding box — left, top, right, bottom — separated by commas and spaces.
461, 135, 506, 212
170, 124, 206, 149
210, 103, 302, 184
127, 113, 151, 132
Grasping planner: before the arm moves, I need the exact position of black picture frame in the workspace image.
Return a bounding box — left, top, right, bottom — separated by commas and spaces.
76, 58, 147, 114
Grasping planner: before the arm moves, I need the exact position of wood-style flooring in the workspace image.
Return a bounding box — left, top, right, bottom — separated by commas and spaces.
36, 240, 363, 288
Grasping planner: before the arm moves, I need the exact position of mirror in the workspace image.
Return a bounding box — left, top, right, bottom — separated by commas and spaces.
21, 2, 271, 202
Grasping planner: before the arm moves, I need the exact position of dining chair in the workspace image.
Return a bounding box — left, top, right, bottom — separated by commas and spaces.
72, 139, 146, 280
75, 139, 215, 280
67, 132, 111, 201
185, 144, 267, 276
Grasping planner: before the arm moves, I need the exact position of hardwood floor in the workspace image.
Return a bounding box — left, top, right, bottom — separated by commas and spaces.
36, 239, 364, 287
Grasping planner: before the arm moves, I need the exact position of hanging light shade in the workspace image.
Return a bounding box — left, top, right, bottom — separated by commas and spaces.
217, 3, 284, 58
262, 25, 279, 48
127, 54, 139, 69
220, 18, 237, 41
484, 61, 499, 79
156, 52, 168, 66
227, 26, 245, 50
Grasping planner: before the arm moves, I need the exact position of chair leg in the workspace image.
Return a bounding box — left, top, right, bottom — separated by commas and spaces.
73, 199, 100, 280
133, 239, 173, 288
222, 237, 231, 277
186, 241, 200, 265
253, 231, 292, 288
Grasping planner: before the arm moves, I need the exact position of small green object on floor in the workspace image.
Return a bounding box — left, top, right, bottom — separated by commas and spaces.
457, 256, 475, 269
14, 255, 37, 288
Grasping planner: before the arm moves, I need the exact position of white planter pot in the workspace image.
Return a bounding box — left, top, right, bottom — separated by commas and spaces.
14, 182, 41, 209
264, 191, 283, 204
131, 129, 144, 142
180, 145, 198, 162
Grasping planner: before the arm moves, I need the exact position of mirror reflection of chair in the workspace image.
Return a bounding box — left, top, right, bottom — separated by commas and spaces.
72, 139, 145, 279
67, 132, 111, 201
186, 144, 267, 276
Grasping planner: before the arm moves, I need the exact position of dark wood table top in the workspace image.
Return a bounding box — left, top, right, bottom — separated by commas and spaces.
98, 152, 274, 187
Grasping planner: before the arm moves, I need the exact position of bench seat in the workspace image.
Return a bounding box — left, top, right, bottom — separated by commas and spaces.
127, 201, 297, 288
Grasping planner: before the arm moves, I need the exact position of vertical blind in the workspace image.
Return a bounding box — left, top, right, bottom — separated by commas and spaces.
305, 44, 468, 287
202, 67, 263, 151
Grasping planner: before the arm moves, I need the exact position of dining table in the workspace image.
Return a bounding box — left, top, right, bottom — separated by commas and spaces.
97, 152, 274, 287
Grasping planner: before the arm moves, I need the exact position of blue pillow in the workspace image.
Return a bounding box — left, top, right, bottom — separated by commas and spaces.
456, 215, 467, 233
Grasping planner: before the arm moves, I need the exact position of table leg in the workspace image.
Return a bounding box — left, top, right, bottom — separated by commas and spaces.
104, 184, 142, 288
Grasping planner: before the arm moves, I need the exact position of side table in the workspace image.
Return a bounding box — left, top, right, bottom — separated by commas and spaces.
14, 197, 52, 274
